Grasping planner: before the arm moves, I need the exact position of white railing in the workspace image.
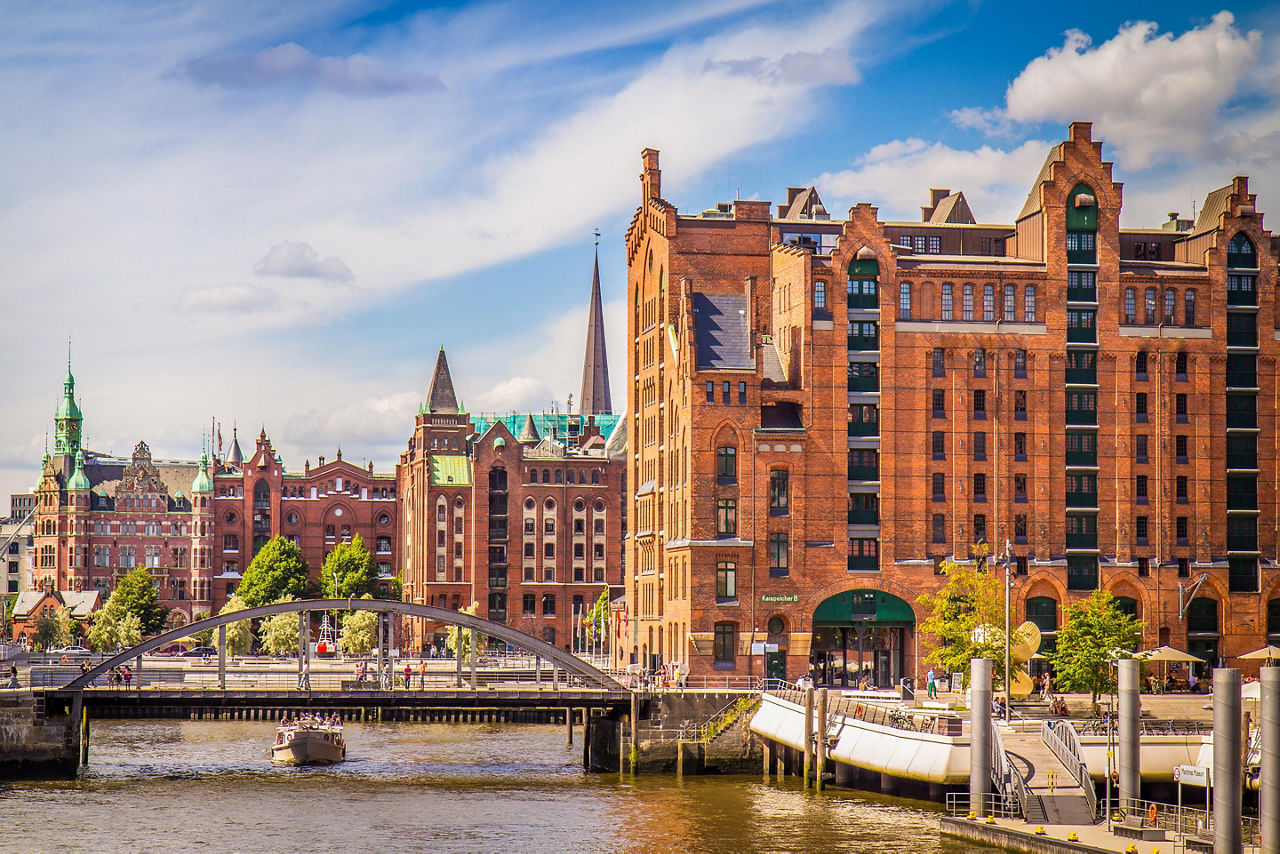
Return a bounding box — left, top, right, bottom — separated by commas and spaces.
1043, 719, 1097, 818
990, 723, 1026, 817
946, 791, 1021, 819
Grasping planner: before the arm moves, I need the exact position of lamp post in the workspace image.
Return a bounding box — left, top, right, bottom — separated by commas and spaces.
1004, 539, 1012, 722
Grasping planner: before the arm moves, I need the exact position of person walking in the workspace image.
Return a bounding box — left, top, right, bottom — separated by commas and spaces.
298, 658, 311, 691
7, 663, 17, 689
418, 659, 428, 690
926, 667, 937, 699
402, 662, 412, 689
122, 665, 132, 689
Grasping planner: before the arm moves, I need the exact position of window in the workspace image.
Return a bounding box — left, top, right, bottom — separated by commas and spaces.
973, 389, 986, 419
941, 284, 954, 320
1014, 390, 1027, 419
713, 623, 736, 664
814, 280, 826, 309
1013, 432, 1026, 460
1176, 516, 1189, 545
522, 593, 536, 614
1136, 558, 1150, 578
973, 473, 986, 500
1014, 473, 1027, 502
223, 534, 239, 552
1004, 284, 1016, 321
932, 347, 945, 376
1014, 349, 1027, 377
1144, 288, 1156, 324
716, 446, 737, 481
899, 281, 912, 319
1124, 288, 1136, 324
544, 543, 554, 559
1175, 352, 1188, 380
1176, 435, 1188, 464
1135, 475, 1148, 502
982, 284, 995, 321
1184, 290, 1196, 325
1014, 514, 1027, 542
1176, 393, 1188, 422
722, 381, 731, 404
1176, 475, 1188, 503
706, 381, 714, 403
738, 381, 747, 404
542, 593, 556, 615
932, 389, 946, 417
932, 431, 946, 459
931, 473, 945, 501
962, 284, 974, 320
1135, 516, 1149, 544
716, 500, 737, 537
931, 514, 946, 543
1164, 288, 1177, 324
1135, 351, 1148, 379
927, 235, 941, 253
1024, 286, 1036, 322
769, 470, 789, 515
973, 514, 987, 543
1135, 434, 1148, 463
973, 431, 986, 460
1135, 392, 1148, 421
716, 562, 737, 602
973, 348, 986, 376
768, 533, 789, 577
1228, 232, 1256, 267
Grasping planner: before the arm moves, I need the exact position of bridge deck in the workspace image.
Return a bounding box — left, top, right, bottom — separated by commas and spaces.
59, 687, 635, 711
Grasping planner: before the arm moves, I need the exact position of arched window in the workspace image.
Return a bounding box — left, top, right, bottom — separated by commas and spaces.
1113, 596, 1139, 618
1164, 288, 1176, 324
1144, 288, 1156, 325
768, 469, 789, 515
1187, 597, 1218, 634
941, 283, 954, 320
899, 281, 912, 319
847, 256, 879, 309
962, 284, 974, 321
554, 469, 563, 484
1003, 283, 1016, 322
1066, 182, 1097, 263
1184, 289, 1197, 326
1123, 288, 1136, 324
983, 284, 995, 321
591, 470, 600, 485
1268, 599, 1280, 638
1026, 597, 1058, 633
716, 446, 737, 481
529, 469, 538, 484
1228, 232, 1256, 268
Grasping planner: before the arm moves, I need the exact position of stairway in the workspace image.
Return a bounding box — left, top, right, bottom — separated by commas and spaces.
1002, 727, 1097, 825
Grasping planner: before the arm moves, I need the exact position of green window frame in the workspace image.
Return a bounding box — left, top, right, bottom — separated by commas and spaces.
716, 561, 737, 602
769, 469, 789, 515
768, 532, 789, 577
715, 446, 737, 481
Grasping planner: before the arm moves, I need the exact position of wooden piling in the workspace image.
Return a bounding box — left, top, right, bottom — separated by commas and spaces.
802, 687, 814, 788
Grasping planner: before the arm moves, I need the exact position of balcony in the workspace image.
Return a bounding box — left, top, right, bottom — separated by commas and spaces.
1065, 367, 1097, 385
1066, 491, 1097, 509
848, 555, 878, 572
1227, 288, 1257, 306
847, 464, 879, 481
1065, 531, 1097, 549
847, 508, 879, 525
848, 421, 879, 437
1065, 450, 1097, 467
1066, 326, 1096, 344
1065, 409, 1097, 426
848, 333, 879, 350
1066, 285, 1097, 302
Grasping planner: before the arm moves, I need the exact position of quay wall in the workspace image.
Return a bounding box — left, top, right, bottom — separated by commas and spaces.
940, 819, 1115, 854
0, 690, 77, 778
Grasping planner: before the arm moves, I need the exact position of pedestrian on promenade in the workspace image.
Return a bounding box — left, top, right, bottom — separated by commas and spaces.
122, 665, 132, 689
419, 659, 428, 690
403, 662, 412, 689
7, 663, 17, 688
926, 668, 937, 699
298, 658, 311, 691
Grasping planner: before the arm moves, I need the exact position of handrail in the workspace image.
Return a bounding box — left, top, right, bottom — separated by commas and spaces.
1043, 719, 1097, 818
991, 724, 1026, 817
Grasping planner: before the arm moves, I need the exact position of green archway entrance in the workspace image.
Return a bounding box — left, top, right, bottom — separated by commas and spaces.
811, 589, 915, 689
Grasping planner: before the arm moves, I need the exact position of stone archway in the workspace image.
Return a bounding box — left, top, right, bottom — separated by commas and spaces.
810, 589, 915, 690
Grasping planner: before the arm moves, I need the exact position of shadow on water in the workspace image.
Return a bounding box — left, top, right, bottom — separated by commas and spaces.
1, 720, 998, 853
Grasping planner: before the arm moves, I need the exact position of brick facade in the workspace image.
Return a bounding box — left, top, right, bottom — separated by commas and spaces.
625, 122, 1280, 685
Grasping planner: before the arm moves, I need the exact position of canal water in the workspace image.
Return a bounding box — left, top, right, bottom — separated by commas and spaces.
1, 720, 997, 853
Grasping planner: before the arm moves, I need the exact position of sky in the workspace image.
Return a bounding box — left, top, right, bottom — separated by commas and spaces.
2, 0, 1279, 502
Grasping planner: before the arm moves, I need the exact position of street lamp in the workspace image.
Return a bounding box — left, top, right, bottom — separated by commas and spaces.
1004, 539, 1012, 722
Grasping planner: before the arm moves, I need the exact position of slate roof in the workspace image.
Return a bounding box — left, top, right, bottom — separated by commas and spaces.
693, 292, 753, 370
426, 348, 460, 414
579, 249, 613, 415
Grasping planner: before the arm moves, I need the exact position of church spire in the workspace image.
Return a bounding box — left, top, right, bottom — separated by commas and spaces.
54, 346, 84, 456
426, 346, 460, 414
579, 232, 612, 415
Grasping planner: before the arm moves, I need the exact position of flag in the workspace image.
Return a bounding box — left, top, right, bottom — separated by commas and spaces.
216, 424, 222, 454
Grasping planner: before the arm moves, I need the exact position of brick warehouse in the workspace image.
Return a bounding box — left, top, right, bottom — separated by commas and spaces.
624, 121, 1280, 685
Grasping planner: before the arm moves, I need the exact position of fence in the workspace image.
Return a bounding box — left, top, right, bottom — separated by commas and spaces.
1117, 796, 1260, 848
945, 792, 1021, 820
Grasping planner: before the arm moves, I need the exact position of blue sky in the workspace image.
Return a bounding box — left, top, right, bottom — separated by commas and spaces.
2, 0, 1278, 501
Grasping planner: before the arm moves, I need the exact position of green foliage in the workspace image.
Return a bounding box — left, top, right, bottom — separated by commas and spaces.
322, 536, 377, 600
259, 597, 300, 655
236, 536, 310, 608
916, 544, 1006, 687
186, 623, 214, 646
376, 575, 403, 601
339, 599, 378, 654
34, 613, 66, 650
445, 601, 480, 658
109, 567, 169, 634
216, 595, 255, 656
1048, 589, 1144, 704
584, 589, 610, 641
116, 611, 142, 650
88, 606, 120, 651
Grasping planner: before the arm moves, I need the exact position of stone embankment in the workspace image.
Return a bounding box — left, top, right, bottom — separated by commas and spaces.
0, 690, 77, 778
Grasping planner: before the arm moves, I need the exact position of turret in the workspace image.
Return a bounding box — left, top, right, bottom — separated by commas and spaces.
66, 449, 91, 491
54, 361, 83, 456
191, 452, 213, 494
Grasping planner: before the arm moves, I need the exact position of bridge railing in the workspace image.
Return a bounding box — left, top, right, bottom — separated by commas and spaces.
1043, 719, 1097, 818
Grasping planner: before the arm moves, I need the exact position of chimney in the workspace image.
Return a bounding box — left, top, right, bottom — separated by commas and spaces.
640, 148, 661, 203
318, 455, 325, 466
1069, 121, 1092, 143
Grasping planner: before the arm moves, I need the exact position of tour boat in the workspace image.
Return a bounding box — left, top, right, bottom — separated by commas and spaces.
270, 720, 346, 766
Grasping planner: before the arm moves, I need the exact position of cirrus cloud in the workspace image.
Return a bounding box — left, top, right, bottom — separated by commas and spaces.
181, 41, 444, 96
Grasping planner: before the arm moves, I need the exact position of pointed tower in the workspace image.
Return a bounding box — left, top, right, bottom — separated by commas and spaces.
226, 426, 244, 467
54, 358, 84, 458
426, 347, 460, 414
518, 414, 541, 444
579, 240, 613, 415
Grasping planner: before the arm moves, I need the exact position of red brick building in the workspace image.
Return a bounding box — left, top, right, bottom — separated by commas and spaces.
398, 290, 627, 654
625, 122, 1280, 684
210, 429, 400, 609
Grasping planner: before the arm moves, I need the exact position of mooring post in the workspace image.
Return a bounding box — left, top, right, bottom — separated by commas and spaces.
71, 691, 86, 767
217, 624, 227, 691
1262, 666, 1280, 854
970, 658, 992, 818
566, 707, 574, 747
298, 610, 308, 688
1215, 667, 1242, 853
1118, 658, 1140, 811
802, 686, 814, 789
816, 687, 828, 792
535, 656, 542, 688
629, 690, 640, 774
469, 631, 478, 690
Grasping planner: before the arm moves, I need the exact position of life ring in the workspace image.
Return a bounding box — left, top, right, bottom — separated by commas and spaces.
854, 704, 865, 719
1147, 803, 1158, 824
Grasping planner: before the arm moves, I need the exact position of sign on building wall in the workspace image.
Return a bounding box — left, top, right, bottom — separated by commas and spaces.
761, 593, 799, 604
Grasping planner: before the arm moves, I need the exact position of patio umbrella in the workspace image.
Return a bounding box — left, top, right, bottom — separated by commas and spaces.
1238, 645, 1280, 662
1135, 645, 1204, 663
1243, 681, 1262, 700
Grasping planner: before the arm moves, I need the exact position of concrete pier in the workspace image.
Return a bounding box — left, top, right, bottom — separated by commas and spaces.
970, 659, 992, 817
802, 686, 814, 789
1118, 658, 1140, 808
1264, 667, 1280, 854
1214, 667, 1242, 854
815, 688, 828, 792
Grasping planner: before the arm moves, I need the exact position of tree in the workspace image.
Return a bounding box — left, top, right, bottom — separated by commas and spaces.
583, 589, 610, 645
88, 606, 121, 652
116, 611, 143, 650
445, 601, 480, 658
34, 613, 66, 650
916, 544, 1006, 688
322, 536, 376, 600
236, 537, 310, 608
109, 567, 169, 634
340, 599, 378, 654
260, 597, 301, 656
1049, 589, 1144, 705
215, 595, 254, 656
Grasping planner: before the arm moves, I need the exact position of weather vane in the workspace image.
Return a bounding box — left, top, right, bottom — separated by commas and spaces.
593, 228, 600, 246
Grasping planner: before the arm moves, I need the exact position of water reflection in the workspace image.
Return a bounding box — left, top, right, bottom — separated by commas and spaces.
1, 721, 994, 853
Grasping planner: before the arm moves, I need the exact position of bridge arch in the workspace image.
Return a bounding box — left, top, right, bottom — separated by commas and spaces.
63, 598, 622, 691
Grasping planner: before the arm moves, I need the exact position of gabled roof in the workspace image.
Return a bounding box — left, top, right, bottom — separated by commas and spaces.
1192, 183, 1232, 237
780, 186, 827, 219
529, 437, 567, 459
1017, 144, 1064, 222
692, 292, 753, 370
928, 191, 976, 224
59, 590, 101, 618
429, 454, 471, 486
426, 348, 460, 414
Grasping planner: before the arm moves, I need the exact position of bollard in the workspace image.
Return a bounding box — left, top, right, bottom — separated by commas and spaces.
970, 659, 992, 818
1214, 667, 1242, 854
816, 688, 828, 792
802, 686, 815, 789
1263, 667, 1280, 854
1118, 658, 1140, 811
566, 707, 574, 747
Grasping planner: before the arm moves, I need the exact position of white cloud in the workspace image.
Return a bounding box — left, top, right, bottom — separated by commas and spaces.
468, 376, 555, 415
816, 138, 1053, 222
181, 42, 444, 95
179, 283, 280, 314
255, 240, 355, 282
953, 12, 1262, 169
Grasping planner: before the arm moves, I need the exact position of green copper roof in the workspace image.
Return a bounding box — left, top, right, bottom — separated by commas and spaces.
55, 373, 82, 421
190, 452, 213, 493
471, 413, 621, 444
66, 450, 91, 491
429, 454, 471, 486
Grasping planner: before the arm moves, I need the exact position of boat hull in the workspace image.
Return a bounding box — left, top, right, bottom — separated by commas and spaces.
271, 728, 346, 766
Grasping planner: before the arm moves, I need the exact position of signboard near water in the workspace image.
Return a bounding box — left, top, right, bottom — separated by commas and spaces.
1174, 764, 1210, 787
